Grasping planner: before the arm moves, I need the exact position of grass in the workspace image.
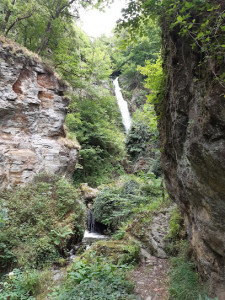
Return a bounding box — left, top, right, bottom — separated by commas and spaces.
168, 241, 218, 300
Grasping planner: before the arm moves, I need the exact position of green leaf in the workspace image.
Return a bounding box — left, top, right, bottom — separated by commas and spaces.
196, 32, 204, 39
177, 15, 183, 23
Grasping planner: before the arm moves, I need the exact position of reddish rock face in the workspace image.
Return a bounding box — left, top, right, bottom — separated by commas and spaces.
0, 40, 79, 188
160, 19, 225, 297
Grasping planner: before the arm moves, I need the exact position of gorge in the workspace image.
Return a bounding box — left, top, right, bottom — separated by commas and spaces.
0, 1, 225, 299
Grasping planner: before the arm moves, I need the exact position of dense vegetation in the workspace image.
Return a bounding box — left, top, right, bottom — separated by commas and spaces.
0, 174, 85, 271
93, 174, 164, 232
52, 254, 139, 300
0, 0, 223, 299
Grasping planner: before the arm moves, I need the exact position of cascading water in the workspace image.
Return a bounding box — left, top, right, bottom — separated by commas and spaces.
113, 77, 132, 133
87, 209, 95, 233
83, 208, 107, 244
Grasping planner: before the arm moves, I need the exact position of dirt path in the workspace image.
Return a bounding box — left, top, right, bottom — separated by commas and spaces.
129, 255, 169, 300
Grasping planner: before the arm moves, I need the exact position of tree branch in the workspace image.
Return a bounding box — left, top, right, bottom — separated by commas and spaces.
5, 11, 34, 36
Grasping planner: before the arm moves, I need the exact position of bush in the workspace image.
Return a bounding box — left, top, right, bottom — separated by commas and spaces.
0, 174, 86, 270
168, 241, 216, 300
93, 174, 164, 233
0, 268, 39, 299
168, 207, 183, 239
67, 86, 126, 187
51, 255, 139, 300
169, 253, 200, 300
0, 267, 53, 300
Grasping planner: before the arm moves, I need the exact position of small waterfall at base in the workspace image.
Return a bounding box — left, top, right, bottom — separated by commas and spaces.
87, 209, 96, 233
83, 208, 107, 243
113, 77, 132, 133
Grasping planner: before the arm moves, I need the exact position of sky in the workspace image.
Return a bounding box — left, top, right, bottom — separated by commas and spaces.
78, 0, 127, 37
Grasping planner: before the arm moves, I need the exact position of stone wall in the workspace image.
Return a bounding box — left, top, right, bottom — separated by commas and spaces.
0, 37, 80, 188
159, 12, 225, 299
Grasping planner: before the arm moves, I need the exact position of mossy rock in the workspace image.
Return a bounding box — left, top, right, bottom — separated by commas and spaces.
126, 210, 153, 247
83, 238, 141, 265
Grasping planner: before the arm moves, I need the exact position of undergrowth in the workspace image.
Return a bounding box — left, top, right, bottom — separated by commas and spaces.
168, 241, 201, 300
168, 241, 218, 300
0, 268, 52, 300
51, 254, 140, 300
93, 173, 166, 233
0, 173, 86, 270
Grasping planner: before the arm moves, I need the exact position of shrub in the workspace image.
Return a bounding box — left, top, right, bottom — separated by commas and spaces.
169, 253, 200, 300
93, 174, 165, 233
0, 268, 39, 299
67, 86, 126, 187
0, 267, 53, 300
51, 255, 139, 300
168, 207, 183, 239
0, 174, 86, 270
168, 241, 215, 300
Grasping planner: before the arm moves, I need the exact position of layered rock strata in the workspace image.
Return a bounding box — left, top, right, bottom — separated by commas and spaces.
0, 38, 79, 188
160, 11, 225, 298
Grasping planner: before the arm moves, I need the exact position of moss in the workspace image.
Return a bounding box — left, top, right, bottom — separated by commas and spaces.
126, 211, 153, 247
82, 238, 140, 265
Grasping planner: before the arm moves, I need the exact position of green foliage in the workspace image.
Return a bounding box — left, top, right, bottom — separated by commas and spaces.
118, 0, 225, 86
126, 108, 159, 171
51, 255, 139, 300
168, 240, 217, 300
113, 20, 161, 89
93, 174, 164, 232
0, 268, 39, 299
0, 0, 111, 53
168, 208, 183, 239
137, 55, 164, 105
0, 174, 85, 270
67, 85, 126, 187
169, 252, 201, 300
198, 296, 218, 300
0, 200, 7, 228
85, 239, 140, 265
0, 267, 53, 300
112, 19, 162, 177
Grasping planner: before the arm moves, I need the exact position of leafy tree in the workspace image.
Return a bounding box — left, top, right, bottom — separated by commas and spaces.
112, 20, 161, 90
0, 0, 113, 54
66, 83, 126, 186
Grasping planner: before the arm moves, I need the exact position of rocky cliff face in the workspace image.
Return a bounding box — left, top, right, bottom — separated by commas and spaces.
0, 37, 80, 188
159, 13, 225, 298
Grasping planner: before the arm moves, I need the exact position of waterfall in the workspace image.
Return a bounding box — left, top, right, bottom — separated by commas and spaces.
113, 77, 132, 133
87, 209, 96, 233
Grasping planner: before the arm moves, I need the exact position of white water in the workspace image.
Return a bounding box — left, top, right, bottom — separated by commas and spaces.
83, 230, 107, 240
113, 77, 132, 133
